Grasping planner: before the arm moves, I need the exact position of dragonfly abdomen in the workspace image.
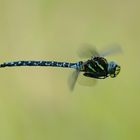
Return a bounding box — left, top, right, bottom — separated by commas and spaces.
0, 60, 82, 69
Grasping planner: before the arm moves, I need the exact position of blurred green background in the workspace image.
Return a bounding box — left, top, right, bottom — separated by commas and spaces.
0, 0, 140, 140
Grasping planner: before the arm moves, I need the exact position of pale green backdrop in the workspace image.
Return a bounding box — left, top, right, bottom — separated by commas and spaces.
0, 0, 140, 140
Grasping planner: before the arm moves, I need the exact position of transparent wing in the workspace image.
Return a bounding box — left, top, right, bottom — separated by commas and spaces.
68, 71, 97, 91
100, 43, 122, 57
68, 70, 80, 91
77, 43, 122, 58
77, 44, 99, 59
77, 72, 97, 86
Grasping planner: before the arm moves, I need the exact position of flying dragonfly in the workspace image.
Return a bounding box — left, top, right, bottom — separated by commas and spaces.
0, 44, 121, 91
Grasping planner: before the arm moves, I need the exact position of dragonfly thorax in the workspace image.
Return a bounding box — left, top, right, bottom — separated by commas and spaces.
107, 61, 121, 78
82, 57, 108, 79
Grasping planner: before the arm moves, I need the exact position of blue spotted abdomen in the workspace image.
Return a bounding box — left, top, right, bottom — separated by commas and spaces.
0, 60, 82, 69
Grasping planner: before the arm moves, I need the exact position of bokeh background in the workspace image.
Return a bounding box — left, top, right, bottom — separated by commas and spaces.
0, 0, 140, 140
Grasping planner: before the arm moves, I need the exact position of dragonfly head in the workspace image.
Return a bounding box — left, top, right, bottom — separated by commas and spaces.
108, 61, 121, 78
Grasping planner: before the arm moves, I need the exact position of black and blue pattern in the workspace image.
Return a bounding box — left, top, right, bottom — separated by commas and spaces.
0, 43, 121, 90
0, 60, 82, 70
0, 56, 120, 79
0, 45, 121, 91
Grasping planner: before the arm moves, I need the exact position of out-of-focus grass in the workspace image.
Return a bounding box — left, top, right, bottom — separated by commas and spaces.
0, 0, 140, 140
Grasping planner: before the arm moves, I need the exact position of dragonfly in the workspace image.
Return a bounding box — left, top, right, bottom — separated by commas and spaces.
0, 44, 121, 90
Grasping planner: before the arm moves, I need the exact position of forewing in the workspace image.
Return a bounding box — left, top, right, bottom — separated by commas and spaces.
100, 43, 122, 57
77, 43, 122, 58
77, 44, 99, 59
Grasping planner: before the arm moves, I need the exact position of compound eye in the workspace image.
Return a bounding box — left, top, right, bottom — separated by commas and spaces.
115, 65, 121, 75
111, 63, 116, 68
110, 65, 121, 78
